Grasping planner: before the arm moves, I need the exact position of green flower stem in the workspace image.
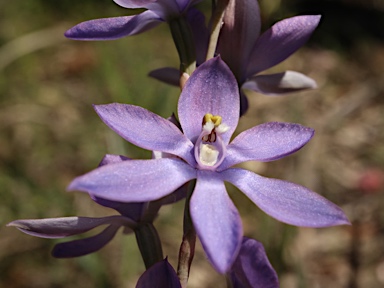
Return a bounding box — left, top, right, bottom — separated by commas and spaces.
135, 222, 164, 269
206, 0, 229, 60
169, 17, 196, 77
177, 180, 196, 288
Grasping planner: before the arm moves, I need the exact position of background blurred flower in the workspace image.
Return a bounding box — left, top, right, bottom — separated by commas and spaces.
149, 0, 319, 114
136, 258, 181, 288
230, 237, 279, 288
217, 0, 320, 114
65, 0, 202, 41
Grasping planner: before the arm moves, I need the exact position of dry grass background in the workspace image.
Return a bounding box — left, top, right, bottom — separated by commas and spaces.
0, 0, 383, 287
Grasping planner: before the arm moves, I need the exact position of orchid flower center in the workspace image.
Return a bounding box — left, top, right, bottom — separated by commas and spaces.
194, 113, 229, 170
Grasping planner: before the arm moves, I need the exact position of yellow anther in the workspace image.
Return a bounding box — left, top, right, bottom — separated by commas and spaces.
203, 113, 222, 127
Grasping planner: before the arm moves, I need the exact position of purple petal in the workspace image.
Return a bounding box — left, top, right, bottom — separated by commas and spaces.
217, 0, 261, 81
64, 11, 162, 41
175, 0, 194, 12
190, 170, 242, 273
92, 154, 147, 221
92, 195, 146, 222
159, 182, 188, 205
136, 258, 181, 288
115, 0, 181, 20
52, 225, 120, 258
239, 90, 249, 117
7, 216, 133, 239
98, 154, 131, 166
148, 67, 180, 86
246, 15, 321, 76
221, 168, 350, 227
230, 237, 279, 288
242, 71, 317, 95
113, 0, 158, 9
219, 122, 314, 170
231, 239, 279, 288
68, 158, 197, 202
94, 103, 195, 165
178, 57, 240, 144
187, 8, 209, 65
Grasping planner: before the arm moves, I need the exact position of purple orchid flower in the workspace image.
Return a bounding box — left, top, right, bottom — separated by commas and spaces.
64, 0, 202, 41
150, 0, 319, 114
230, 237, 279, 288
7, 154, 185, 258
217, 0, 319, 113
136, 258, 181, 288
68, 57, 349, 273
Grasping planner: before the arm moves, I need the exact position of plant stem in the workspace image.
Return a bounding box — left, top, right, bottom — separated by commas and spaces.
177, 180, 196, 288
206, 0, 229, 60
169, 17, 196, 77
135, 222, 164, 269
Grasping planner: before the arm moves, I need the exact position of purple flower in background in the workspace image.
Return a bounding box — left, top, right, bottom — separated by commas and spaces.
7, 154, 184, 258
151, 0, 320, 114
136, 258, 181, 288
230, 237, 279, 288
68, 57, 349, 273
217, 0, 320, 113
65, 0, 202, 40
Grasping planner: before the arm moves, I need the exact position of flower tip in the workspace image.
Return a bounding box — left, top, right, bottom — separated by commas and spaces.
310, 79, 318, 90
320, 208, 351, 228
6, 220, 32, 234
6, 220, 18, 228
306, 14, 322, 26
214, 54, 222, 61
309, 127, 315, 138
64, 27, 77, 40
338, 214, 352, 226
63, 30, 70, 38
66, 179, 80, 192
6, 220, 30, 230
207, 55, 224, 65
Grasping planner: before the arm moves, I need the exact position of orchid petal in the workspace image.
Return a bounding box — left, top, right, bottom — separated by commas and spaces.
7, 216, 133, 239
219, 122, 314, 170
159, 182, 188, 205
52, 225, 120, 258
217, 0, 261, 81
239, 90, 249, 117
187, 8, 209, 65
242, 71, 317, 95
136, 258, 181, 288
148, 67, 180, 86
230, 237, 279, 288
191, 170, 242, 273
94, 103, 195, 165
114, 0, 181, 20
98, 154, 131, 166
68, 158, 197, 202
92, 195, 146, 222
175, 0, 194, 12
178, 57, 240, 144
92, 154, 147, 221
64, 11, 162, 41
113, 0, 157, 9
246, 15, 321, 76
222, 168, 350, 227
